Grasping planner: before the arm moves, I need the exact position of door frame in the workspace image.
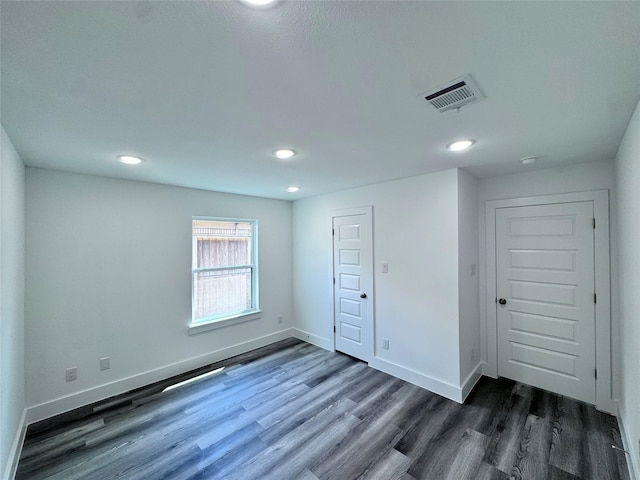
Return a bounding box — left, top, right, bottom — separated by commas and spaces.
484, 190, 614, 412
330, 206, 374, 363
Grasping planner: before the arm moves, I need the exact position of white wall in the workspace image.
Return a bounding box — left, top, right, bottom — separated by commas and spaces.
293, 169, 472, 399
25, 168, 293, 421
478, 160, 619, 392
615, 98, 640, 478
1, 126, 26, 479
457, 170, 480, 383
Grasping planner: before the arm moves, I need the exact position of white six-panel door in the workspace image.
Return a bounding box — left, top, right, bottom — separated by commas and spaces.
333, 210, 373, 362
496, 202, 596, 403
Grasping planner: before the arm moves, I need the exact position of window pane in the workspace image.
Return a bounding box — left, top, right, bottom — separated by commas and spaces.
196, 237, 251, 268
193, 268, 251, 320
193, 220, 252, 268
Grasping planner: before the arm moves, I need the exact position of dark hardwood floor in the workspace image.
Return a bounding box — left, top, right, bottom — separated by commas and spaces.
17, 339, 630, 480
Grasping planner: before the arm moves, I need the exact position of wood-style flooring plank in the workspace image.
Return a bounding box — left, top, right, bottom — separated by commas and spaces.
256, 363, 367, 444
296, 469, 320, 480
18, 417, 103, 473
393, 394, 456, 459
443, 429, 491, 480
226, 401, 361, 480
581, 405, 631, 480
190, 428, 269, 480
354, 446, 411, 480
549, 396, 588, 477
483, 386, 534, 473
473, 463, 511, 480
310, 407, 404, 480
405, 399, 491, 479
545, 465, 582, 479
507, 413, 552, 480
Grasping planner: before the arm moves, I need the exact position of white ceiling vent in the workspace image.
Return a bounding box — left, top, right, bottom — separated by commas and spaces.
419, 74, 485, 113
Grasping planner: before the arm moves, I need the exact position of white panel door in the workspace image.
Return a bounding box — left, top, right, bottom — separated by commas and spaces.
496, 202, 596, 403
333, 211, 373, 362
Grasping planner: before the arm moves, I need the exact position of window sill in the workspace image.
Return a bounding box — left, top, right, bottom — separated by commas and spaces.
188, 310, 261, 335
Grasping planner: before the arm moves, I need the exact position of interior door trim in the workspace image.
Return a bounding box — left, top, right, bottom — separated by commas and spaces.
484, 190, 613, 412
330, 205, 374, 363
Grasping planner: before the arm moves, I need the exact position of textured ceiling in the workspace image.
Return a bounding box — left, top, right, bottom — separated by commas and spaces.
2, 1, 639, 200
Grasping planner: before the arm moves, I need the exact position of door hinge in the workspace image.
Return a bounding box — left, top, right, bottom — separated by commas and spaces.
593, 218, 596, 229
333, 277, 336, 285
333, 325, 336, 333
595, 368, 598, 379
332, 228, 335, 235
594, 293, 597, 304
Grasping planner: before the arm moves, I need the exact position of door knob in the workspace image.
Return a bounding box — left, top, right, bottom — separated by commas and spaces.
498, 298, 507, 305
360, 293, 367, 299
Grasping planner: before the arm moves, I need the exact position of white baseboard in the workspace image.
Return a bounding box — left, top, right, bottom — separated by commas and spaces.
619, 402, 639, 480
461, 363, 483, 402
294, 332, 484, 404
369, 357, 465, 403
292, 328, 333, 351
3, 408, 27, 480
26, 328, 294, 425
596, 397, 618, 416
480, 361, 497, 379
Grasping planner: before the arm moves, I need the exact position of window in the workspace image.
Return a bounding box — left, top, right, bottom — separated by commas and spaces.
191, 218, 259, 327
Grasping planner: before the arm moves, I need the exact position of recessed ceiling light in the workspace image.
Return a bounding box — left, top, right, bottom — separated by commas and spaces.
240, 0, 276, 7
286, 186, 301, 193
520, 156, 538, 165
273, 149, 297, 160
117, 155, 144, 165
446, 140, 475, 152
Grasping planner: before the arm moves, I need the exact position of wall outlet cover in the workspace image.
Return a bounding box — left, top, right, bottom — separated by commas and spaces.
100, 357, 111, 371
65, 367, 78, 382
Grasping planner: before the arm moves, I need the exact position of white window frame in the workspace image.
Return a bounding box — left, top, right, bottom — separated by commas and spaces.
188, 217, 260, 335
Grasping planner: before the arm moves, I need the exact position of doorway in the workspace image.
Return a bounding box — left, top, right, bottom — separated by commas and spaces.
496, 201, 595, 403
332, 207, 373, 362
485, 190, 613, 411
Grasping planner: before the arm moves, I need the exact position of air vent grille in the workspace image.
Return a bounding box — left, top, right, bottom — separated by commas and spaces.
419, 75, 485, 113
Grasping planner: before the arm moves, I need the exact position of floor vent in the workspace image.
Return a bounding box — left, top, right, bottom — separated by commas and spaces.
419, 74, 485, 113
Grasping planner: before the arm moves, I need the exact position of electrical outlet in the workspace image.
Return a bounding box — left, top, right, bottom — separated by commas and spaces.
382, 339, 389, 350
278, 316, 283, 324
66, 367, 78, 382
100, 357, 111, 371
382, 263, 389, 274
